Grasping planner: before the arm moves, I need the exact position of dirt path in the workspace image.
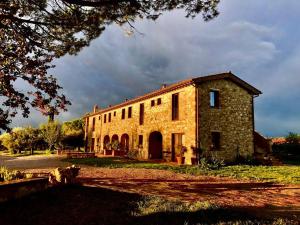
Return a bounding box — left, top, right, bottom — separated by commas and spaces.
77, 167, 300, 208
26, 165, 300, 210
0, 155, 71, 170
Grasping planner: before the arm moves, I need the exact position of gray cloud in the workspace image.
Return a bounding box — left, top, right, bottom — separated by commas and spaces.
11, 1, 300, 137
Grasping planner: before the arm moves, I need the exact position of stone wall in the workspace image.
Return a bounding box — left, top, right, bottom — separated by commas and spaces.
197, 79, 254, 162
86, 85, 197, 164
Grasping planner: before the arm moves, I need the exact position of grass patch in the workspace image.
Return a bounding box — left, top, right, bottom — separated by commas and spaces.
133, 196, 215, 216
0, 150, 52, 157
64, 157, 300, 184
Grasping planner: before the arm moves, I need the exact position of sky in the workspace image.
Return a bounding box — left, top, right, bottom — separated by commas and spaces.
12, 0, 300, 137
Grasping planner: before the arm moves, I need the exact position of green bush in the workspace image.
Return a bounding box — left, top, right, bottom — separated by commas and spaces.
199, 157, 224, 170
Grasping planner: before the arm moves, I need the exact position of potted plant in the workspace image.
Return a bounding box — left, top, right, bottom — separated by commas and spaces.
111, 140, 121, 156
176, 146, 187, 165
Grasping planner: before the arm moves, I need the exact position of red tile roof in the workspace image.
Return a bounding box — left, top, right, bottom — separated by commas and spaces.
85, 72, 262, 117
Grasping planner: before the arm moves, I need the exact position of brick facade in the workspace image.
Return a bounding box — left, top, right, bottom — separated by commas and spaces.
84, 72, 261, 164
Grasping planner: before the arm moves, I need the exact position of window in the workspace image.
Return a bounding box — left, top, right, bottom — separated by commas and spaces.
122, 108, 125, 119
114, 111, 116, 117
128, 106, 132, 118
210, 90, 220, 108
91, 138, 95, 151
85, 117, 89, 132
98, 116, 101, 120
157, 98, 161, 105
104, 114, 107, 123
108, 113, 111, 122
211, 132, 221, 150
138, 135, 143, 147
172, 93, 179, 120
171, 133, 183, 161
139, 103, 144, 125
151, 100, 155, 107
92, 117, 96, 131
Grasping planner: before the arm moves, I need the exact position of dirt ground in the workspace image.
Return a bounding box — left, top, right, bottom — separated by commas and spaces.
3, 155, 300, 221
26, 166, 300, 210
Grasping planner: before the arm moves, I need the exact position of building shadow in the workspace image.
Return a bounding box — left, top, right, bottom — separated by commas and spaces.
0, 185, 299, 225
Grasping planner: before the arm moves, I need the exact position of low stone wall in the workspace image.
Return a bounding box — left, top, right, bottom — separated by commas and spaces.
66, 152, 95, 159
0, 178, 49, 203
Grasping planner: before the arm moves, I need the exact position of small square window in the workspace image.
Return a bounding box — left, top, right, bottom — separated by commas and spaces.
157, 98, 162, 105
211, 132, 221, 150
151, 100, 155, 107
210, 90, 220, 108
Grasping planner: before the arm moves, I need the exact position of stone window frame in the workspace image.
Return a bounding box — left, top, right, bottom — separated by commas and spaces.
211, 131, 221, 151
209, 89, 220, 109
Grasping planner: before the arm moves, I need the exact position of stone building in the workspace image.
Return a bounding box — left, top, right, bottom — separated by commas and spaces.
83, 72, 262, 164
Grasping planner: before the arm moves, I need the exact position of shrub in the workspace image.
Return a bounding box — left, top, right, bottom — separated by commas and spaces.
199, 157, 224, 170
127, 149, 139, 159
0, 167, 24, 182
286, 132, 299, 144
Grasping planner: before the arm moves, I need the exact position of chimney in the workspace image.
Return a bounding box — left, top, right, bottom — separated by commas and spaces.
93, 104, 99, 113
161, 84, 167, 89
125, 98, 128, 102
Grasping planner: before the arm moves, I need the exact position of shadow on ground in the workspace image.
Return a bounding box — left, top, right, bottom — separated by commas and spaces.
0, 185, 299, 225
79, 176, 300, 207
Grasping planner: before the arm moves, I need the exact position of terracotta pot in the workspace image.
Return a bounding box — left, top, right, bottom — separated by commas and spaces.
191, 157, 198, 165
176, 156, 185, 165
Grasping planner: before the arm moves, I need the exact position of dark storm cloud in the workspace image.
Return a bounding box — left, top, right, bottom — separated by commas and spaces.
13, 0, 300, 136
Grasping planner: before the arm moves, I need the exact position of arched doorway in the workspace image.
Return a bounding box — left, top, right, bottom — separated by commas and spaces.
103, 135, 110, 150
120, 133, 129, 152
148, 131, 163, 159
111, 134, 119, 150
111, 134, 118, 142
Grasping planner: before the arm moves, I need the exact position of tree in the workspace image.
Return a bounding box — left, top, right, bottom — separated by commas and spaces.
61, 118, 84, 150
286, 132, 299, 144
23, 127, 42, 155
0, 0, 220, 131
40, 120, 62, 151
